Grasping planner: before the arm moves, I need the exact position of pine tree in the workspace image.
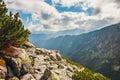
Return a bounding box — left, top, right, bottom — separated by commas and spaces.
0, 0, 30, 55
0, 0, 7, 15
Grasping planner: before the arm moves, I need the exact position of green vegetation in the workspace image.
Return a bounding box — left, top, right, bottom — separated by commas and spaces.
63, 56, 110, 80
62, 56, 83, 68
72, 69, 110, 80
0, 0, 30, 54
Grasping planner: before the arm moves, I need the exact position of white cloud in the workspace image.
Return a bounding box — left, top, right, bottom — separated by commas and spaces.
52, 0, 84, 8
4, 0, 120, 34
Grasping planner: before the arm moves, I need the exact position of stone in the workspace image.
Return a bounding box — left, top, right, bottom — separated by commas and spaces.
56, 53, 62, 61
49, 53, 57, 61
78, 67, 84, 72
16, 48, 33, 73
34, 73, 44, 80
34, 65, 46, 73
48, 71, 60, 80
66, 71, 73, 78
42, 68, 60, 80
9, 58, 22, 76
36, 48, 48, 54
49, 50, 62, 61
7, 66, 14, 78
44, 56, 50, 61
0, 66, 7, 78
35, 49, 43, 55
72, 65, 78, 70
57, 63, 65, 69
8, 77, 19, 80
23, 42, 35, 48
26, 48, 36, 55
20, 74, 36, 80
4, 48, 33, 77
7, 57, 28, 77
66, 66, 74, 72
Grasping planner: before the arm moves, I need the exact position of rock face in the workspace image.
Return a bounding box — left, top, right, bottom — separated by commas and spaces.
0, 42, 107, 80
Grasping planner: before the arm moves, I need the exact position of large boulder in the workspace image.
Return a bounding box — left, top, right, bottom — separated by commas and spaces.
23, 42, 35, 48
5, 48, 33, 77
66, 66, 74, 72
41, 68, 60, 80
16, 48, 33, 73
56, 53, 62, 61
7, 66, 14, 78
49, 50, 62, 61
9, 58, 22, 76
36, 48, 49, 55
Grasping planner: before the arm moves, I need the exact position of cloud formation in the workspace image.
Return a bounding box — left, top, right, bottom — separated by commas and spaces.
4, 0, 120, 33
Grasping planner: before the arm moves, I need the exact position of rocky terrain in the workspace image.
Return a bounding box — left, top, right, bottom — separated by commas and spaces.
0, 42, 83, 80
0, 42, 109, 80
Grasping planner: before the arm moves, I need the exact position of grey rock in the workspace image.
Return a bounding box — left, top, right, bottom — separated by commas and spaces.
56, 53, 62, 61
23, 42, 35, 48
7, 66, 15, 77
41, 68, 60, 80
66, 66, 74, 72
57, 63, 65, 69
0, 66, 7, 78
10, 58, 22, 76
5, 48, 33, 77
20, 73, 36, 80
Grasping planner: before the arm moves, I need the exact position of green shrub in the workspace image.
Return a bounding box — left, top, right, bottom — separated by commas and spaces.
72, 70, 110, 80
0, 0, 30, 55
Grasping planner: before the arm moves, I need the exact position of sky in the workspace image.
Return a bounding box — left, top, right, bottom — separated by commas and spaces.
4, 0, 120, 34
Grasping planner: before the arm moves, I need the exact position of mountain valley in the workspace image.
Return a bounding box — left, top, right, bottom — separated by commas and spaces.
30, 23, 120, 80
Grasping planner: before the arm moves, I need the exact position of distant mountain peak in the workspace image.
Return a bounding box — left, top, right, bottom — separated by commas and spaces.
30, 23, 120, 80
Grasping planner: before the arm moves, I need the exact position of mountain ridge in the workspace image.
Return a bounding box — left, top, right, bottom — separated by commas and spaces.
30, 23, 120, 80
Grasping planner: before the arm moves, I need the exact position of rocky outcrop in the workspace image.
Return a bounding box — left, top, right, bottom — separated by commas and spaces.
41, 68, 60, 80
0, 42, 87, 80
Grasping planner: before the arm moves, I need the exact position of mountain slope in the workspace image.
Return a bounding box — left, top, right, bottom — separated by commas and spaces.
30, 23, 120, 80
0, 42, 109, 80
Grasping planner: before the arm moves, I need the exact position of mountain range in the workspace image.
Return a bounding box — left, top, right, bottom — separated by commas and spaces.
29, 23, 120, 80
29, 28, 85, 47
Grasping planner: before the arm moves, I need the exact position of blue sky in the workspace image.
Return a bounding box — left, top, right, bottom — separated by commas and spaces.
4, 0, 120, 34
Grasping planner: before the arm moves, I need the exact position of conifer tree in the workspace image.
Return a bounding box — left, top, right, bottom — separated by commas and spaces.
0, 0, 7, 15
0, 0, 30, 53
